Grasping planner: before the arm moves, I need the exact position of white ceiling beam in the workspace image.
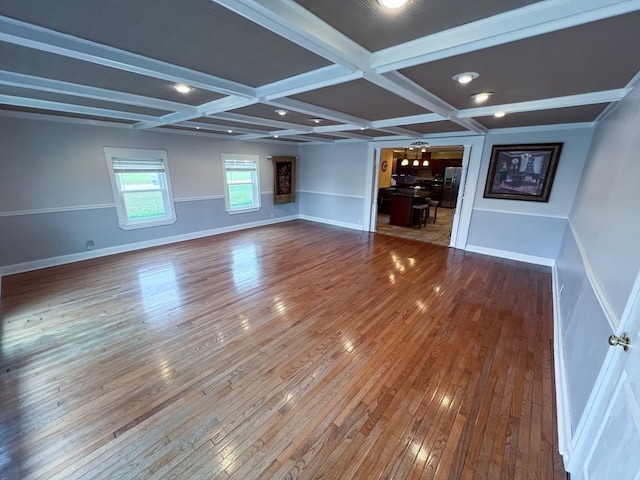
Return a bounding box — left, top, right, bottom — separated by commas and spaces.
372, 0, 640, 72
134, 96, 258, 129
176, 120, 269, 136
0, 95, 160, 123
372, 113, 446, 129
257, 65, 363, 101
0, 70, 196, 114
212, 111, 318, 131
0, 16, 256, 98
210, 1, 486, 134
211, 0, 371, 70
268, 98, 370, 127
458, 89, 628, 118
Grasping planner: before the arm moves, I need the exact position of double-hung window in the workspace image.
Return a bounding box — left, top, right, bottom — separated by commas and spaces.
221, 154, 261, 214
104, 147, 177, 230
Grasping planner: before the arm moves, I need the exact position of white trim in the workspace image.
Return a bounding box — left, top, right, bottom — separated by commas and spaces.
552, 262, 574, 468
298, 214, 363, 231
568, 219, 619, 329
465, 244, 555, 266
472, 207, 569, 220
221, 153, 262, 214
0, 215, 299, 276
0, 204, 115, 217
298, 189, 365, 199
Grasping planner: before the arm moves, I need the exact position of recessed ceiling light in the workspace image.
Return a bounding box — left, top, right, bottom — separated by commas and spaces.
273, 135, 279, 138
312, 118, 323, 124
173, 83, 192, 94
494, 111, 506, 118
452, 72, 479, 84
227, 129, 233, 133
378, 0, 409, 8
421, 148, 427, 152
195, 127, 200, 130
275, 109, 288, 116
471, 92, 493, 104
360, 127, 366, 130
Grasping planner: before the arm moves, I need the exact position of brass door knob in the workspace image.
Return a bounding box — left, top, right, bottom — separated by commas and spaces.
608, 332, 631, 352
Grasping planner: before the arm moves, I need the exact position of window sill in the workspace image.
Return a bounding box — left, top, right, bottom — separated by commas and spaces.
118, 216, 177, 230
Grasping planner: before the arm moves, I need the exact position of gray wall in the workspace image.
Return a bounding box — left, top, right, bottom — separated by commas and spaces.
467, 126, 594, 262
0, 117, 299, 271
556, 83, 640, 432
297, 142, 369, 229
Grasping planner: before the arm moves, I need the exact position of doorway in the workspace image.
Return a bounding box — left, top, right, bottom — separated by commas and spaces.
375, 145, 464, 246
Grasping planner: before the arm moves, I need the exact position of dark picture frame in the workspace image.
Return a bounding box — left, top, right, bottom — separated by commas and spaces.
273, 156, 296, 204
484, 143, 563, 202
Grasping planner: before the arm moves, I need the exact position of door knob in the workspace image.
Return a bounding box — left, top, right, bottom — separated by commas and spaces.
608, 332, 631, 352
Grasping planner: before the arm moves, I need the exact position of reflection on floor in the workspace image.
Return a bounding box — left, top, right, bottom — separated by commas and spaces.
376, 207, 454, 246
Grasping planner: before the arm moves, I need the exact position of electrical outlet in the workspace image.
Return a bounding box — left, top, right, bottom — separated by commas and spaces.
86, 240, 95, 250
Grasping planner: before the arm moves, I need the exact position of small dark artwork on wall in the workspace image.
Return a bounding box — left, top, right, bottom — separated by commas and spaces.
484, 143, 563, 202
273, 156, 296, 204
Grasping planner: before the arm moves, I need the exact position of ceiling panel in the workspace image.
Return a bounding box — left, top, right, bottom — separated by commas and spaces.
0, 0, 331, 87
475, 104, 608, 129
294, 0, 541, 52
400, 12, 640, 110
290, 79, 431, 120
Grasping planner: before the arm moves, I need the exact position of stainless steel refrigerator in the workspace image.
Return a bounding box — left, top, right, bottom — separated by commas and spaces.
441, 167, 462, 208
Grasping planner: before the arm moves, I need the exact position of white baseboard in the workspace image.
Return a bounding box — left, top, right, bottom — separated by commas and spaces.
0, 215, 299, 277
552, 262, 574, 469
298, 214, 364, 231
465, 244, 555, 266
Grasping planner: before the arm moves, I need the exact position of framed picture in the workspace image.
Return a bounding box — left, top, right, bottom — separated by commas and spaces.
273, 156, 296, 204
483, 143, 563, 202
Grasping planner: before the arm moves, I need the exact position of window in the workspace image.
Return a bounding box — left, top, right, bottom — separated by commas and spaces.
104, 147, 177, 230
222, 153, 261, 214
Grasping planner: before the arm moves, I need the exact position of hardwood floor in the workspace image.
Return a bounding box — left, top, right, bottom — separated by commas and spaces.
0, 220, 566, 479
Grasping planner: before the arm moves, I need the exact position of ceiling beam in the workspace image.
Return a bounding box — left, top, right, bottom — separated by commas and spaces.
211, 0, 371, 70
0, 70, 196, 114
0, 16, 256, 98
457, 89, 628, 118
0, 95, 160, 123
372, 0, 640, 72
257, 64, 363, 101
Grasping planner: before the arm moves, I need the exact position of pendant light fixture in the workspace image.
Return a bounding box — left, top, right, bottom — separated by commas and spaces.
400, 148, 409, 167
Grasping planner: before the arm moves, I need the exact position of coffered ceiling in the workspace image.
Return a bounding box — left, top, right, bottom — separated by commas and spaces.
1, 0, 639, 143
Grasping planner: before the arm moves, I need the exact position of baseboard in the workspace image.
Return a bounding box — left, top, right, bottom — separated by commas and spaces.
0, 215, 299, 277
298, 214, 364, 231
552, 262, 574, 469
464, 244, 555, 266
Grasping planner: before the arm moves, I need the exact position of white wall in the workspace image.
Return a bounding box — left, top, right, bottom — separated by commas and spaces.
466, 126, 594, 263
297, 142, 369, 229
0, 117, 299, 272
555, 83, 640, 460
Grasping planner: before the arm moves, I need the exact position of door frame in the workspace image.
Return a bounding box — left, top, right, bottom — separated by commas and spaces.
364, 135, 485, 249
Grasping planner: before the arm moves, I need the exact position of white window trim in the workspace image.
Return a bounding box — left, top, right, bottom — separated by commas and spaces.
103, 147, 177, 230
221, 153, 262, 214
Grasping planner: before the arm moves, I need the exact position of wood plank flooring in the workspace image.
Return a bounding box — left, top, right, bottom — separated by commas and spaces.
0, 220, 566, 479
